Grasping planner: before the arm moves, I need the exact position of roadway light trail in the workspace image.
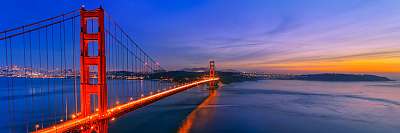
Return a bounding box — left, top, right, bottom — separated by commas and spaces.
33, 78, 219, 133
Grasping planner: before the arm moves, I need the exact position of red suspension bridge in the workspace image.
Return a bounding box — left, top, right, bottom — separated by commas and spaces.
0, 7, 219, 133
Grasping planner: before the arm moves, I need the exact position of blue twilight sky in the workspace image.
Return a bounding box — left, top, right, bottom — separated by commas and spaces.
1, 0, 400, 74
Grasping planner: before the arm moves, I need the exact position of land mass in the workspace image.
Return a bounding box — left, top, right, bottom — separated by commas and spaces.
1, 65, 393, 82
148, 71, 393, 84
148, 71, 261, 84
276, 73, 393, 81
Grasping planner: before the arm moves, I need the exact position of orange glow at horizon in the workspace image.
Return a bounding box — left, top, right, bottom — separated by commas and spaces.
233, 55, 400, 73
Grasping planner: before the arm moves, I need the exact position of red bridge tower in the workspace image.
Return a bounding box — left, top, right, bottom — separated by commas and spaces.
209, 60, 216, 89
80, 7, 107, 117
209, 60, 215, 78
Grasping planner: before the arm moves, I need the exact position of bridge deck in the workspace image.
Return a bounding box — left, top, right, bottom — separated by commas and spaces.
34, 78, 219, 133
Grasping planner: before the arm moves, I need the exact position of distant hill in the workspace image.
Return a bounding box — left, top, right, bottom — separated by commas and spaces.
289, 73, 393, 81
219, 69, 241, 73
180, 67, 208, 72
148, 71, 260, 84
147, 71, 204, 82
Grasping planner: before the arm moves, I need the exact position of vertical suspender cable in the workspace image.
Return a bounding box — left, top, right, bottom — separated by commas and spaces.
59, 19, 63, 121
118, 27, 125, 99
115, 23, 119, 104
140, 51, 143, 96
106, 15, 110, 105
45, 26, 50, 128
59, 16, 64, 121
38, 26, 44, 128
72, 16, 78, 114
135, 45, 138, 99
4, 32, 10, 132
131, 41, 134, 99
28, 31, 34, 128
111, 23, 114, 105
51, 25, 57, 124
10, 32, 16, 133
107, 16, 111, 105
62, 15, 68, 121
22, 26, 29, 132
125, 35, 128, 100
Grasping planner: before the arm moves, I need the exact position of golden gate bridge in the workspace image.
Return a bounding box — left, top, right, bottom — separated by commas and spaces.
0, 7, 218, 133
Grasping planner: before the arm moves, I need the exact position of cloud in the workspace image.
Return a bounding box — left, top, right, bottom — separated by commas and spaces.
242, 50, 400, 66
262, 16, 302, 36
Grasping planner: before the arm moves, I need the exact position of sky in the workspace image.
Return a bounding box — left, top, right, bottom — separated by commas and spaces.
1, 0, 400, 75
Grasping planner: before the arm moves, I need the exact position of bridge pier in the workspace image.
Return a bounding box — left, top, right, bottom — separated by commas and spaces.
81, 119, 109, 133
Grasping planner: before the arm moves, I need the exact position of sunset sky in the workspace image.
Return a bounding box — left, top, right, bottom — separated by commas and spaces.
1, 0, 400, 75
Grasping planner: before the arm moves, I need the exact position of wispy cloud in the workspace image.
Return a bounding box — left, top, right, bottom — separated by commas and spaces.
119, 0, 400, 73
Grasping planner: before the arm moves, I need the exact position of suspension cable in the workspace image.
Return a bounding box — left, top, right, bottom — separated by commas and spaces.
0, 9, 78, 34
0, 15, 79, 41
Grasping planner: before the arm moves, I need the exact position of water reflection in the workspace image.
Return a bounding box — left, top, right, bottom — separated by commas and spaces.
180, 80, 400, 133
178, 87, 218, 133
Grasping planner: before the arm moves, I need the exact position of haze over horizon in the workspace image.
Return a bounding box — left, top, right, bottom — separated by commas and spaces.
1, 0, 400, 76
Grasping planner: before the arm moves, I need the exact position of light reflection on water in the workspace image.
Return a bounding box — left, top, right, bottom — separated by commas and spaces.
110, 80, 400, 133
14, 79, 394, 132
187, 80, 400, 133
177, 89, 218, 133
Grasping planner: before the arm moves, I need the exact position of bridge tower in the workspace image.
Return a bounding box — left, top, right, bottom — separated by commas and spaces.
80, 7, 107, 117
209, 60, 215, 78
209, 60, 217, 89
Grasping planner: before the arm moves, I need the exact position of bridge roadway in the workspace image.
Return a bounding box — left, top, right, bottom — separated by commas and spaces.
34, 78, 219, 133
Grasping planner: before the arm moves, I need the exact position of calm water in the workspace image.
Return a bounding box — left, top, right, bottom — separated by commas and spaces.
110, 80, 400, 133
0, 77, 174, 132
2, 78, 400, 133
